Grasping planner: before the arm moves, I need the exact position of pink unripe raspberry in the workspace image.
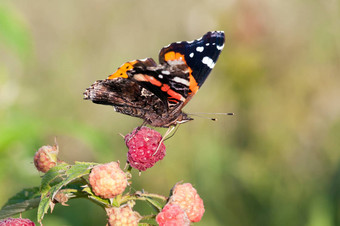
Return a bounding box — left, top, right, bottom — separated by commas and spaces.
125, 127, 166, 171
156, 203, 190, 226
169, 183, 205, 222
34, 144, 59, 173
0, 217, 35, 226
89, 162, 127, 199
106, 205, 141, 226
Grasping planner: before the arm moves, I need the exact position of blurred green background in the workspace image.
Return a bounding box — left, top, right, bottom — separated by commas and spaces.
1, 0, 340, 225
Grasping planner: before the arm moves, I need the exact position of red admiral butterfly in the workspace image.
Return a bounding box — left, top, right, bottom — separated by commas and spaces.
84, 31, 225, 128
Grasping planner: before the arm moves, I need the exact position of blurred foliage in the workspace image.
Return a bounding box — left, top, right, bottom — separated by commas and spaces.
1, 0, 340, 225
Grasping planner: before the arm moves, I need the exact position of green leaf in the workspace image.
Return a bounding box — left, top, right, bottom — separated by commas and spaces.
40, 163, 69, 193
37, 193, 51, 223
0, 187, 40, 218
37, 162, 96, 222
83, 186, 111, 207
49, 162, 95, 200
111, 197, 120, 207
145, 198, 163, 212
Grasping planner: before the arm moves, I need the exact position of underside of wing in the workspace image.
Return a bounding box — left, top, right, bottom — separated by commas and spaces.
83, 77, 186, 127
84, 77, 166, 115
127, 63, 191, 108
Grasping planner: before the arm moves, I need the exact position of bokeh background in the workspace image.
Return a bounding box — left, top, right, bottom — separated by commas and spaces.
1, 0, 340, 225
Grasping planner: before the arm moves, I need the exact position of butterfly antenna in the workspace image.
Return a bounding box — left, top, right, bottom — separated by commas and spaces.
188, 112, 235, 121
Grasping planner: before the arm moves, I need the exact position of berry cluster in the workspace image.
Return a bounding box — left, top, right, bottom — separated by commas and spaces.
7, 126, 205, 225
156, 183, 205, 225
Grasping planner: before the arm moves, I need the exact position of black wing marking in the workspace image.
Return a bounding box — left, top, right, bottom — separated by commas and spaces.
159, 31, 225, 87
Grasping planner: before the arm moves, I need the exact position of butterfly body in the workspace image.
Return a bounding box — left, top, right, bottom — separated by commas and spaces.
84, 31, 225, 127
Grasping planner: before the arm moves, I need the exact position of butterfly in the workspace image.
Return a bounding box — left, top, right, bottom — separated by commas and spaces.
84, 31, 225, 128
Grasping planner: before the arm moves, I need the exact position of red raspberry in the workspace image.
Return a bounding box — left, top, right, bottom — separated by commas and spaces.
0, 217, 35, 226
89, 162, 128, 199
156, 203, 190, 226
169, 183, 205, 222
106, 205, 141, 226
34, 144, 58, 173
125, 127, 166, 171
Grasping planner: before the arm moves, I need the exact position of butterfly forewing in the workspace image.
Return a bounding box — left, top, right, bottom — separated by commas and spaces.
159, 31, 225, 87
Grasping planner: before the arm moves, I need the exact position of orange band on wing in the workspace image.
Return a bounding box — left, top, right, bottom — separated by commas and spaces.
164, 51, 185, 62
108, 60, 137, 79
188, 72, 199, 95
161, 84, 170, 92
164, 51, 199, 95
167, 89, 184, 101
145, 75, 162, 87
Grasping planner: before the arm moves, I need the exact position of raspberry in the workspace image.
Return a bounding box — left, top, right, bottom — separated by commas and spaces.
156, 203, 190, 226
125, 127, 166, 171
34, 144, 59, 173
169, 183, 205, 222
106, 205, 141, 226
89, 162, 127, 199
0, 217, 35, 226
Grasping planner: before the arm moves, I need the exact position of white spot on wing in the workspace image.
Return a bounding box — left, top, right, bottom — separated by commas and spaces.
173, 77, 190, 86
141, 88, 153, 97
161, 70, 170, 75
189, 52, 194, 58
187, 40, 194, 44
196, 46, 204, 52
206, 43, 210, 46
202, 56, 215, 69
216, 44, 224, 50
140, 58, 148, 61
159, 74, 163, 79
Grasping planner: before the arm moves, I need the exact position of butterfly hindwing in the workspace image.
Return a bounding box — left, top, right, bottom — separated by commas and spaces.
128, 60, 190, 108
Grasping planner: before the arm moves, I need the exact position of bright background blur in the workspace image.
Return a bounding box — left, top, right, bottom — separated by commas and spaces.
1, 0, 340, 225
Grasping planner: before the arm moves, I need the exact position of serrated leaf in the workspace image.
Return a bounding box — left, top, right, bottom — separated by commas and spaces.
40, 163, 69, 193
2, 187, 40, 206
50, 162, 94, 200
0, 198, 40, 219
37, 193, 51, 223
37, 162, 97, 222
0, 187, 40, 218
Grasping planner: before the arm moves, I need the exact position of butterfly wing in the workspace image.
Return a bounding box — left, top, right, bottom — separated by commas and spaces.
159, 31, 225, 99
